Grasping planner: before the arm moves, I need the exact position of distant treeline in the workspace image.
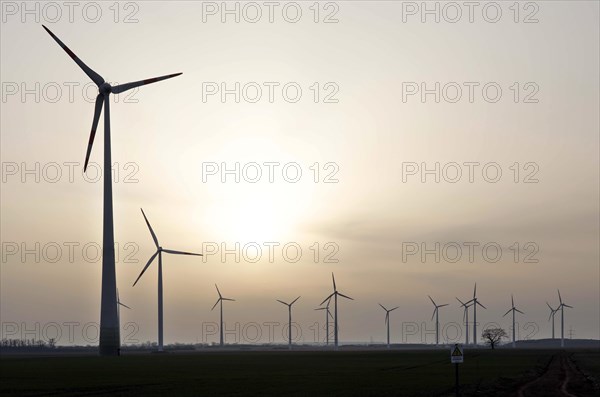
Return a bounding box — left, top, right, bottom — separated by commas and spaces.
0, 338, 56, 350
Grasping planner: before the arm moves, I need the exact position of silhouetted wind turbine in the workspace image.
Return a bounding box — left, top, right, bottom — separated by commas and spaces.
378, 303, 398, 348
212, 284, 235, 346
557, 290, 573, 348
546, 301, 559, 339
467, 283, 486, 345
428, 296, 448, 346
503, 294, 524, 348
456, 297, 472, 345
277, 296, 301, 350
43, 26, 182, 356
116, 289, 131, 327
320, 273, 353, 350
315, 298, 333, 345
132, 209, 202, 352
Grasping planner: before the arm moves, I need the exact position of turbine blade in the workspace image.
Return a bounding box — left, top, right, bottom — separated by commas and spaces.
385, 312, 389, 324
390, 307, 399, 311
474, 283, 477, 298
291, 296, 301, 305
84, 94, 103, 172
546, 302, 553, 310
558, 289, 562, 304
503, 309, 512, 317
456, 297, 465, 306
439, 304, 449, 308
111, 72, 182, 94
42, 25, 104, 86
516, 309, 524, 314
277, 299, 288, 306
563, 304, 573, 308
428, 295, 436, 306
431, 308, 436, 321
332, 273, 337, 291
463, 308, 466, 322
215, 284, 222, 298
477, 301, 486, 309
222, 298, 235, 302
328, 310, 334, 319
211, 299, 220, 311
140, 208, 159, 248
118, 302, 132, 310
314, 307, 326, 311
162, 248, 202, 256
132, 250, 158, 286
320, 293, 335, 306
378, 303, 387, 311
338, 292, 353, 300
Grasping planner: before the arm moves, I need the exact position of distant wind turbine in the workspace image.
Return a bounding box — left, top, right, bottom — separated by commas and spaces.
315, 298, 333, 345
116, 289, 131, 329
546, 301, 559, 339
132, 209, 202, 352
378, 303, 398, 348
212, 284, 235, 346
557, 290, 573, 348
43, 26, 182, 356
503, 294, 524, 348
456, 297, 472, 345
320, 273, 353, 350
467, 283, 486, 345
277, 296, 301, 350
428, 296, 448, 346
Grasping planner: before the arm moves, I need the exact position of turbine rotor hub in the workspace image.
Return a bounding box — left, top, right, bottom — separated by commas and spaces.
99, 82, 112, 95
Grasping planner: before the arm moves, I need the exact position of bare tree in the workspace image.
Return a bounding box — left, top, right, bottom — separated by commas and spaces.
481, 328, 507, 349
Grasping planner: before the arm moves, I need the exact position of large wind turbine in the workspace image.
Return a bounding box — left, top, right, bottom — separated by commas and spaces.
320, 273, 353, 349
315, 298, 333, 346
43, 26, 182, 356
503, 294, 524, 348
132, 209, 202, 352
212, 284, 235, 346
277, 296, 301, 350
428, 296, 448, 346
546, 301, 559, 339
378, 304, 398, 348
456, 297, 472, 345
557, 290, 573, 348
468, 283, 486, 345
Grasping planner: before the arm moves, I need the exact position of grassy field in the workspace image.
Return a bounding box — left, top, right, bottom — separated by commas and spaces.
1, 349, 597, 396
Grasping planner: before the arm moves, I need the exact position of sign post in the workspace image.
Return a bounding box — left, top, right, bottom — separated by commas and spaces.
451, 344, 464, 396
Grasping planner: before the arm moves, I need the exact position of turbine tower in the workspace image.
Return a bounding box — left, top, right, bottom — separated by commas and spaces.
503, 294, 524, 348
428, 296, 448, 346
320, 273, 353, 350
557, 290, 573, 348
277, 296, 301, 350
43, 26, 182, 356
378, 303, 398, 348
132, 209, 202, 352
212, 284, 235, 346
546, 301, 559, 339
467, 283, 486, 345
456, 297, 472, 345
315, 298, 333, 345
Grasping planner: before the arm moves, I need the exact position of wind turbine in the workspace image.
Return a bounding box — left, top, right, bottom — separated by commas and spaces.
456, 297, 472, 345
557, 290, 573, 348
503, 294, 524, 348
546, 301, 559, 339
320, 273, 353, 350
468, 283, 486, 345
315, 298, 333, 346
378, 304, 398, 348
43, 26, 182, 356
428, 296, 448, 346
132, 209, 202, 352
212, 284, 235, 346
277, 296, 301, 350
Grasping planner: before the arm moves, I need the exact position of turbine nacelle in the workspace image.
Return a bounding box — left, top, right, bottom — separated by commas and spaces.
99, 82, 112, 95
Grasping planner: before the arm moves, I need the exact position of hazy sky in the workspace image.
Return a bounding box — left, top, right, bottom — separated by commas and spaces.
1, 1, 598, 345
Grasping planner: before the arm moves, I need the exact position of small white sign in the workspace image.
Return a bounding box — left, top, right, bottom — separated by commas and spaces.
451, 344, 464, 364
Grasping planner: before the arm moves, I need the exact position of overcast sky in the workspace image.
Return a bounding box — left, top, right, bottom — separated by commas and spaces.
1, 1, 598, 345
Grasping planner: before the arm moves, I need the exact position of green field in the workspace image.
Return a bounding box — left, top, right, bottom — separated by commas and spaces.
1, 349, 598, 396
